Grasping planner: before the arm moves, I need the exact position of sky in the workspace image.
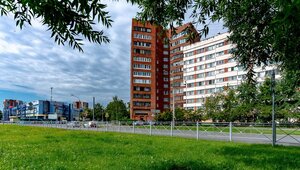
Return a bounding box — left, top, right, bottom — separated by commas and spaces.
0, 1, 225, 110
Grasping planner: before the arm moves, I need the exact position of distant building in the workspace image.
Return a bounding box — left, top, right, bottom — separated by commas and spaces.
3, 99, 24, 121
2, 99, 88, 121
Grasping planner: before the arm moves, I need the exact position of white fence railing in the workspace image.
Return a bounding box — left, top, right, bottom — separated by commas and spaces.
1, 121, 300, 146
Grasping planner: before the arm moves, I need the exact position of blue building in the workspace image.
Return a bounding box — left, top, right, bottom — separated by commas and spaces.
2, 99, 87, 121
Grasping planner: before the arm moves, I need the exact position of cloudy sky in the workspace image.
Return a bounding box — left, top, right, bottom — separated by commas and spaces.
0, 1, 225, 109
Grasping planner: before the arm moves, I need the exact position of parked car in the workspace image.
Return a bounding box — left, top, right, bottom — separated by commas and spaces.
84, 121, 97, 128
133, 121, 145, 126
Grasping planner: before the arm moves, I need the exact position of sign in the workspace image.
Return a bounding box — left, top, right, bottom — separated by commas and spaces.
48, 114, 57, 120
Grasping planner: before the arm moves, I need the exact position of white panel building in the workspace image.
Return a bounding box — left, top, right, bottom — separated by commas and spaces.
182, 32, 279, 110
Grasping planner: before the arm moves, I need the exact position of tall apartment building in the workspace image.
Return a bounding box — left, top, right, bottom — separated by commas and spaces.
130, 20, 200, 120
169, 23, 200, 108
130, 19, 201, 120
182, 32, 279, 110
130, 19, 169, 121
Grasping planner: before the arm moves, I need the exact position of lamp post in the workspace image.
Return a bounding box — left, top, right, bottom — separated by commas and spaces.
172, 87, 175, 127
71, 94, 81, 121
271, 69, 276, 146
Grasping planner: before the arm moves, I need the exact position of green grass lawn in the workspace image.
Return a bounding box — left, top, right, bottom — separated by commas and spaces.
0, 125, 299, 170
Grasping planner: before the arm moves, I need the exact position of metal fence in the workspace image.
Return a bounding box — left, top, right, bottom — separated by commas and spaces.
1, 121, 299, 146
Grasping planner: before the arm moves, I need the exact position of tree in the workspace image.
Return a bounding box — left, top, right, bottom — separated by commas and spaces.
0, 0, 112, 52
106, 96, 129, 121
130, 0, 300, 84
80, 107, 92, 120
94, 103, 105, 121
0, 110, 2, 120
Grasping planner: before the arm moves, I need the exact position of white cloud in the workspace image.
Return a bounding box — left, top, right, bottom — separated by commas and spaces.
0, 2, 139, 104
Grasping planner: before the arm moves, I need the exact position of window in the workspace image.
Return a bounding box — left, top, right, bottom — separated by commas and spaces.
163, 58, 169, 62
171, 54, 183, 61
197, 65, 204, 70
163, 64, 168, 68
133, 26, 151, 33
133, 94, 151, 99
163, 78, 169, 82
133, 57, 151, 62
133, 79, 151, 84
133, 49, 151, 54
217, 68, 225, 74
205, 54, 215, 60
133, 101, 151, 107
163, 51, 169, 55
133, 71, 151, 77
207, 45, 215, 51
207, 80, 215, 85
164, 84, 169, 88
185, 52, 194, 57
206, 71, 215, 77
196, 90, 204, 95
133, 33, 152, 40
133, 64, 151, 70
196, 48, 205, 54
197, 73, 204, 78
163, 98, 169, 102
206, 62, 215, 68
216, 78, 224, 83
133, 41, 151, 47
163, 44, 169, 48
216, 60, 224, 65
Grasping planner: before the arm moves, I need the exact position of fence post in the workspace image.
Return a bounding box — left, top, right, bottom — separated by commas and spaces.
133, 122, 135, 133
118, 121, 121, 132
229, 122, 232, 142
150, 123, 152, 136
196, 121, 199, 140
171, 122, 173, 137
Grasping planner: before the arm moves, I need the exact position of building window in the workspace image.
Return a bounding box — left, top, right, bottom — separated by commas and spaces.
133, 71, 151, 77
133, 49, 151, 55
133, 41, 151, 47
133, 64, 151, 70
133, 79, 151, 84
133, 26, 151, 33
133, 56, 151, 62
133, 33, 152, 40
163, 58, 169, 62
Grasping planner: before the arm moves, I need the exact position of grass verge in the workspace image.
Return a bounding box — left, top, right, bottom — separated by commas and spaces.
0, 125, 299, 170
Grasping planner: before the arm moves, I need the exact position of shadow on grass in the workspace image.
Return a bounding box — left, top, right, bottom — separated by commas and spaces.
148, 160, 231, 170
217, 144, 300, 169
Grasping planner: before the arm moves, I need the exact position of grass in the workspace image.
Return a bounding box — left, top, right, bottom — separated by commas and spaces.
0, 125, 299, 170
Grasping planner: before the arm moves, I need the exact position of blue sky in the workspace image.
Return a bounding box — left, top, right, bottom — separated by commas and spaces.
0, 1, 225, 110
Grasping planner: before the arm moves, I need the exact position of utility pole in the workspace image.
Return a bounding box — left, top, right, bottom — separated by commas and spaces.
271, 69, 276, 146
92, 97, 95, 121
50, 87, 53, 102
172, 88, 175, 126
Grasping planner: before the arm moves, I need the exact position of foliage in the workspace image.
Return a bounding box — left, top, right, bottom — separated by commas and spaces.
0, 0, 112, 52
94, 103, 105, 121
130, 0, 300, 85
1, 125, 300, 169
80, 107, 92, 120
106, 96, 129, 121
